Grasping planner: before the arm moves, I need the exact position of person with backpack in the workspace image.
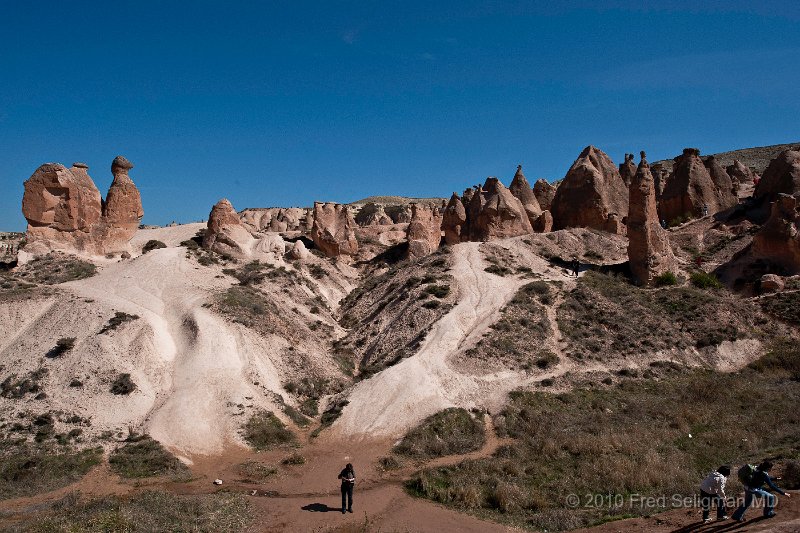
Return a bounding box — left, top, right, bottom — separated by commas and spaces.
338, 463, 355, 514
732, 461, 791, 521
700, 465, 731, 522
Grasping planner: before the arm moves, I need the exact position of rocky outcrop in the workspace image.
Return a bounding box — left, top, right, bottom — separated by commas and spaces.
203, 199, 254, 258
287, 239, 309, 260
355, 203, 393, 226
727, 159, 760, 185
650, 163, 669, 198
240, 207, 311, 232
550, 146, 629, 234
751, 193, 800, 275
472, 177, 533, 241
509, 165, 542, 226
619, 153, 636, 187
442, 193, 467, 245
406, 203, 443, 258
627, 152, 676, 286
311, 202, 359, 258
703, 155, 738, 211
658, 148, 724, 223
754, 149, 800, 201
533, 179, 556, 211
532, 210, 553, 232
22, 157, 143, 255
760, 274, 784, 293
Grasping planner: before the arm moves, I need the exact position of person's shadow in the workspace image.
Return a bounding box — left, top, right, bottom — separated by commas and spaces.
301, 503, 339, 512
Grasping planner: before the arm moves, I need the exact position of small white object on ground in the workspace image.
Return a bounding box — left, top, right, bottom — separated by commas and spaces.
213, 479, 223, 485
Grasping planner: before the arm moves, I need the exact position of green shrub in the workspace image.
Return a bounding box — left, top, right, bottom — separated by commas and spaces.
485, 264, 512, 276
283, 404, 311, 427
236, 461, 277, 482
281, 453, 306, 465
110, 373, 136, 395
99, 311, 139, 334
142, 240, 167, 253
243, 411, 295, 450
393, 408, 485, 459
46, 337, 76, 358
0, 444, 102, 499
690, 271, 722, 289
109, 436, 187, 478
423, 284, 450, 298
654, 271, 678, 286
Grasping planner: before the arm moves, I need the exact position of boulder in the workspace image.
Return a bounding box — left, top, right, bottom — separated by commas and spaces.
727, 159, 760, 185
509, 165, 542, 227
533, 179, 556, 211
22, 163, 102, 236
310, 202, 359, 257
627, 152, 676, 286
658, 148, 722, 223
751, 193, 800, 275
760, 274, 785, 293
441, 193, 467, 245
550, 146, 629, 234
754, 149, 800, 201
287, 239, 309, 260
472, 177, 533, 240
406, 203, 442, 258
203, 199, 256, 259
703, 155, 737, 211
532, 210, 553, 233
619, 153, 636, 187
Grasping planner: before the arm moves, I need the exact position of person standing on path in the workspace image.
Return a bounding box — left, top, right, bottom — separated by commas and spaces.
732, 461, 791, 521
699, 465, 730, 523
571, 258, 580, 277
338, 463, 355, 514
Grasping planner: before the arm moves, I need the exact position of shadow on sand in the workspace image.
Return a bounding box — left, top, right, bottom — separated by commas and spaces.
670, 516, 765, 533
301, 503, 340, 513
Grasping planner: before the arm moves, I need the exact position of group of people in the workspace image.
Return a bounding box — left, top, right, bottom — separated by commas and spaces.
699, 461, 791, 523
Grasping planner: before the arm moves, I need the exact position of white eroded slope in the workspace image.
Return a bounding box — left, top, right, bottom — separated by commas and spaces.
333, 242, 532, 439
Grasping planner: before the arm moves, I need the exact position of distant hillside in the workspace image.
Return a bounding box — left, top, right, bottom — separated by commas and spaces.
348, 195, 446, 206
655, 141, 800, 174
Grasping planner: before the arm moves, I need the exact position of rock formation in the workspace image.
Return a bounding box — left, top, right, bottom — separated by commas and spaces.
754, 149, 800, 201
658, 148, 724, 223
627, 152, 676, 286
508, 165, 542, 226
533, 179, 556, 212
550, 146, 629, 234
22, 157, 143, 255
703, 155, 738, 211
760, 274, 784, 293
406, 203, 443, 258
619, 153, 636, 187
203, 199, 255, 258
287, 239, 309, 260
727, 159, 760, 185
442, 193, 467, 245
310, 202, 359, 258
355, 203, 393, 226
650, 163, 669, 198
532, 210, 553, 232
751, 193, 800, 275
472, 177, 533, 241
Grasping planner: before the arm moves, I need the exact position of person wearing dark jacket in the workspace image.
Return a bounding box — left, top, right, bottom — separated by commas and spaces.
732, 461, 791, 521
338, 463, 355, 514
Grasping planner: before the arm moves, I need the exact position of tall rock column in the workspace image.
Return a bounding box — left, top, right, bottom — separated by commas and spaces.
508, 165, 542, 227
102, 156, 144, 252
310, 202, 359, 258
627, 152, 676, 286
619, 153, 636, 187
441, 193, 467, 245
406, 203, 443, 258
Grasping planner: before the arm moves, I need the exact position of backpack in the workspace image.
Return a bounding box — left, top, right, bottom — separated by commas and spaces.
738, 464, 757, 486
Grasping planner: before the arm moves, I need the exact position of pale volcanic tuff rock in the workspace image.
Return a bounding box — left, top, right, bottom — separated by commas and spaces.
650, 163, 669, 198
355, 203, 394, 226
754, 148, 800, 201
627, 152, 676, 286
203, 199, 256, 259
442, 193, 467, 245
310, 202, 359, 258
287, 239, 309, 260
472, 177, 533, 241
727, 159, 761, 185
406, 203, 443, 258
532, 210, 553, 232
703, 155, 738, 211
658, 148, 724, 223
22, 157, 143, 256
533, 179, 556, 212
550, 146, 629, 234
508, 165, 542, 227
619, 153, 637, 187
752, 193, 800, 275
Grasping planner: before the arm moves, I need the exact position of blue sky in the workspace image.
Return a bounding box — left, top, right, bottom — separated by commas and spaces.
1, 1, 799, 231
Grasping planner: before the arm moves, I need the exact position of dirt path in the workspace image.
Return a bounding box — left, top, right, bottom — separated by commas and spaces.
333, 242, 530, 439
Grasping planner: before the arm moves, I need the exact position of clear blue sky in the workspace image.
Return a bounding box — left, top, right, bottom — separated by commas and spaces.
1, 1, 799, 231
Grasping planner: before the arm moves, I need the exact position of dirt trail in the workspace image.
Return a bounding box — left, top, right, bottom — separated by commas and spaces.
333, 242, 530, 439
